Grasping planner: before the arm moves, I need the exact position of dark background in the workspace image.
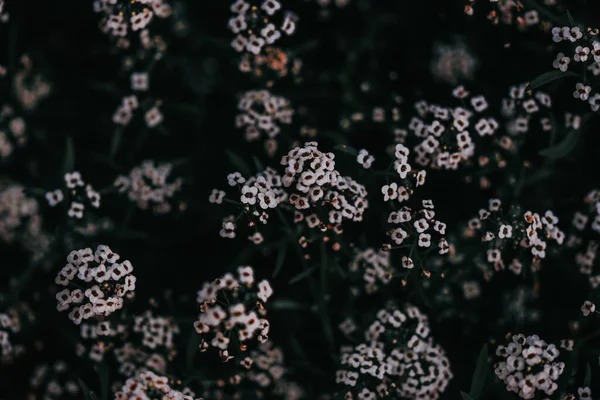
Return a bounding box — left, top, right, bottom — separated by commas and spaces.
2, 0, 600, 398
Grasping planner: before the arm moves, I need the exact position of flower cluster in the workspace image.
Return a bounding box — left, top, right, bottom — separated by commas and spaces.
215, 142, 368, 241
194, 266, 273, 361
281, 142, 368, 225
236, 89, 294, 154
0, 182, 50, 263
384, 196, 449, 258
494, 333, 564, 399
46, 171, 102, 219
55, 245, 136, 324
0, 302, 34, 363
431, 39, 478, 84
215, 167, 286, 240
463, 0, 547, 28
238, 46, 303, 81
0, 104, 26, 159
348, 248, 393, 295
393, 92, 493, 170
76, 318, 128, 362
220, 341, 305, 400
28, 361, 82, 400
464, 199, 565, 277
114, 160, 183, 214
566, 189, 600, 285
13, 54, 51, 111
229, 0, 298, 55
94, 0, 172, 48
550, 24, 600, 110
115, 369, 198, 400
337, 305, 452, 400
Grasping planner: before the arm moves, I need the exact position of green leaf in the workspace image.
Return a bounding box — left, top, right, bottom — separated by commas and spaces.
61, 136, 75, 175
539, 128, 581, 158
270, 299, 307, 310
461, 391, 475, 400
288, 266, 318, 284
109, 127, 124, 159
272, 240, 288, 278
584, 362, 592, 386
252, 155, 265, 173
78, 378, 100, 400
539, 113, 593, 159
525, 70, 578, 91
186, 331, 200, 372
96, 363, 109, 400
333, 144, 358, 156
226, 150, 252, 176
469, 344, 489, 399
567, 9, 575, 27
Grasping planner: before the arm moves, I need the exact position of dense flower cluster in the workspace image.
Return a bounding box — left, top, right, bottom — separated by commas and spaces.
281, 142, 368, 224
215, 142, 368, 241
229, 0, 298, 55
336, 305, 452, 400
0, 181, 49, 263
114, 160, 183, 214
494, 333, 564, 399
55, 245, 136, 324
115, 369, 198, 400
236, 89, 294, 153
194, 266, 273, 361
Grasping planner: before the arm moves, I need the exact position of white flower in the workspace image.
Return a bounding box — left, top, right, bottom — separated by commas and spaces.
414, 218, 429, 233
418, 233, 431, 247
227, 172, 245, 186
381, 183, 398, 201
434, 221, 446, 234
130, 72, 149, 91
209, 189, 226, 204
357, 149, 374, 169
574, 82, 592, 101
257, 190, 277, 209
574, 46, 590, 62
582, 300, 596, 316
498, 224, 513, 239
396, 162, 411, 179
261, 0, 281, 15
260, 23, 281, 44
45, 189, 64, 206
144, 106, 164, 128
68, 202, 84, 219
65, 171, 84, 189
391, 227, 407, 245
257, 280, 273, 302
220, 220, 236, 239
